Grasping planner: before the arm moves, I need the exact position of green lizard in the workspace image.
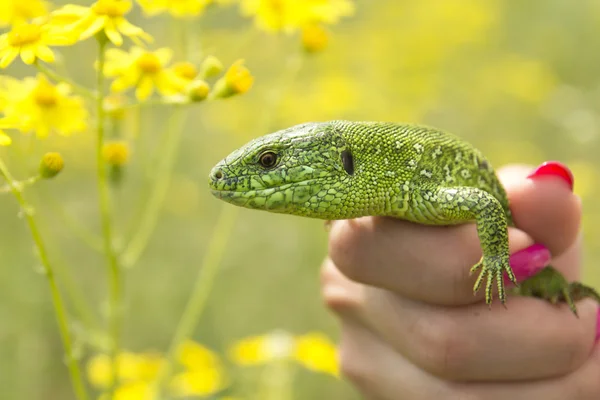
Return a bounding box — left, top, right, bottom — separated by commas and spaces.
208, 121, 599, 314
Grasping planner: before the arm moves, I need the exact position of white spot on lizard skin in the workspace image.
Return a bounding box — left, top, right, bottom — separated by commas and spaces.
420, 169, 432, 178
413, 143, 424, 154
455, 151, 463, 162
407, 159, 418, 170
461, 169, 471, 179
432, 146, 443, 159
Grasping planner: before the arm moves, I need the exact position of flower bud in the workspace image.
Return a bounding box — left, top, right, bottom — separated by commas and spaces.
302, 24, 328, 53
173, 62, 198, 81
212, 60, 253, 99
102, 141, 129, 167
200, 55, 223, 79
187, 80, 210, 102
39, 152, 64, 179
104, 94, 127, 120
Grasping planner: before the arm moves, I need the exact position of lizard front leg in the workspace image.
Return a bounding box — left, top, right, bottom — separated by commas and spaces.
424, 186, 518, 306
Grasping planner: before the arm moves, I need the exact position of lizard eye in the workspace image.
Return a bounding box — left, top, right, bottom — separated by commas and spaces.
258, 151, 278, 168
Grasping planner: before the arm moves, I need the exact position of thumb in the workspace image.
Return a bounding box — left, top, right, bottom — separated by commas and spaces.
498, 162, 581, 260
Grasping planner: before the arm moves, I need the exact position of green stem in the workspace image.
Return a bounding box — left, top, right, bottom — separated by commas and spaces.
153, 206, 239, 397
0, 158, 89, 400
35, 62, 96, 100
120, 108, 187, 268
95, 37, 122, 394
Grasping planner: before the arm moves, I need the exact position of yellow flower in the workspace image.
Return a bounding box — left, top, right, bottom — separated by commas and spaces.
169, 340, 226, 397
294, 332, 339, 377
136, 0, 213, 18
212, 59, 253, 99
87, 351, 164, 388
103, 141, 130, 166
0, 22, 72, 68
86, 343, 225, 400
51, 0, 152, 46
0, 0, 49, 27
107, 381, 155, 400
301, 24, 328, 52
104, 46, 187, 100
239, 0, 354, 33
1, 74, 88, 138
229, 330, 339, 377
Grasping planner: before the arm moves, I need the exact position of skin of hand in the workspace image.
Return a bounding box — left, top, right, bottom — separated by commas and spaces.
321, 164, 600, 400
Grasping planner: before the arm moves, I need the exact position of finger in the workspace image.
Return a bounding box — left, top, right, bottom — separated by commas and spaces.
499, 163, 581, 262
458, 343, 600, 400
356, 287, 598, 382
327, 163, 582, 305
337, 309, 600, 399
328, 216, 533, 306
322, 245, 597, 382
338, 319, 456, 400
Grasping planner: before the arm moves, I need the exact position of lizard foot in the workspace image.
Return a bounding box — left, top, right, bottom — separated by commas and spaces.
470, 255, 517, 307
508, 266, 600, 317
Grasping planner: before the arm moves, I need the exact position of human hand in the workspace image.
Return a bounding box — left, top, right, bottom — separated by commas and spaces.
321, 164, 600, 400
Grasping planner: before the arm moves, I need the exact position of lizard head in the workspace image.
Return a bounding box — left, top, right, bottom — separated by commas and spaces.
208, 121, 355, 218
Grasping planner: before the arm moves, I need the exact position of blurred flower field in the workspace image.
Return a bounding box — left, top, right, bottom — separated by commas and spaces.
1, 0, 600, 399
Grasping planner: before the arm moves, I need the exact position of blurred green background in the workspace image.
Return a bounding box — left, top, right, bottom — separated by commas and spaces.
2, 0, 600, 399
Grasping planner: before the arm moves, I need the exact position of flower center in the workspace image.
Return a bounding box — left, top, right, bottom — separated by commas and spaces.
92, 0, 130, 18
173, 62, 198, 80
136, 53, 161, 74
33, 83, 59, 108
7, 24, 42, 47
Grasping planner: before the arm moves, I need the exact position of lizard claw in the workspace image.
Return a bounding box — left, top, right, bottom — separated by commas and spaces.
471, 255, 517, 306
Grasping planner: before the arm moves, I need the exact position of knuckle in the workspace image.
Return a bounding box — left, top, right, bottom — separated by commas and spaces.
409, 312, 470, 379
327, 219, 371, 282
320, 259, 364, 315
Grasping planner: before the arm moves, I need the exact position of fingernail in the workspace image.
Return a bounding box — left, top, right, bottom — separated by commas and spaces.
527, 161, 574, 191
505, 243, 552, 284
595, 307, 600, 343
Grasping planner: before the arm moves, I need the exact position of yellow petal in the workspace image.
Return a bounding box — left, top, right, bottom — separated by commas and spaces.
0, 48, 19, 68
0, 131, 11, 146
79, 16, 106, 40
104, 21, 123, 46
110, 76, 135, 92
116, 18, 146, 37
154, 47, 172, 66
169, 369, 223, 397
135, 76, 154, 100
20, 47, 37, 64
35, 45, 55, 63
294, 332, 339, 377
177, 340, 221, 371
51, 4, 89, 17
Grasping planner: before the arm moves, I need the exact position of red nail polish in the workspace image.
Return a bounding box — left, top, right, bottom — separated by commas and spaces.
595, 307, 600, 343
504, 243, 551, 285
527, 161, 574, 191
